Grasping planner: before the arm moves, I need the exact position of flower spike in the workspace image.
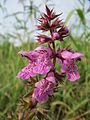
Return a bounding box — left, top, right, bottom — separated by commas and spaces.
17, 5, 84, 106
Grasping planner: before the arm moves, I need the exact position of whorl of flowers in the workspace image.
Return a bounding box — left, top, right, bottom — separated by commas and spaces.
17, 5, 83, 104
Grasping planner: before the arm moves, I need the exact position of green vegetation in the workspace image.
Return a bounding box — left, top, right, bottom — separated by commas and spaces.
0, 41, 38, 119
0, 0, 90, 119
0, 36, 90, 119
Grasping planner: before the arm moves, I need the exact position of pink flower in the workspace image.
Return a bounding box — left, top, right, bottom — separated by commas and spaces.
57, 50, 84, 81
17, 46, 52, 79
32, 72, 56, 104
61, 60, 80, 81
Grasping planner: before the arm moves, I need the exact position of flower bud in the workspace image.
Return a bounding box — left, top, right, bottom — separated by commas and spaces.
42, 19, 48, 25
37, 34, 52, 44
53, 32, 60, 40
64, 26, 69, 34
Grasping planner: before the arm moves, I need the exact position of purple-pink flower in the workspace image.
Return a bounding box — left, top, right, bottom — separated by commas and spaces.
61, 60, 80, 81
17, 46, 52, 79
32, 72, 56, 104
59, 50, 84, 81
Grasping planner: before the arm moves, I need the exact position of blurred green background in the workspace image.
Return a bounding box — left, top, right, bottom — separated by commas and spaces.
0, 0, 90, 120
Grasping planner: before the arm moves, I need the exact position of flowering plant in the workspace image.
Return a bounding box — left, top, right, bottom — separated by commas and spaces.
17, 5, 83, 119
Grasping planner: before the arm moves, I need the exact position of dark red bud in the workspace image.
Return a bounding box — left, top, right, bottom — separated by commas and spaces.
42, 19, 47, 25
58, 26, 69, 37
65, 26, 69, 34
37, 34, 52, 44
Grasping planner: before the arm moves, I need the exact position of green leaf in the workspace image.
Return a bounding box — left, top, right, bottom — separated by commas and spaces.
65, 9, 75, 24
51, 101, 71, 111
67, 98, 89, 116
76, 9, 85, 25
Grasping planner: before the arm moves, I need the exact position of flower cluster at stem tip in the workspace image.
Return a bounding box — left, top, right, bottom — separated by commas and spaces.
17, 5, 84, 104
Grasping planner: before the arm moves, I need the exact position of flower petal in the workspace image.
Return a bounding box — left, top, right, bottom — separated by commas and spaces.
71, 53, 84, 59
56, 58, 62, 64
67, 71, 80, 81
46, 72, 56, 84
61, 51, 73, 59
61, 63, 66, 73
35, 79, 45, 88
18, 50, 38, 61
16, 70, 30, 80
17, 63, 36, 80
32, 88, 48, 104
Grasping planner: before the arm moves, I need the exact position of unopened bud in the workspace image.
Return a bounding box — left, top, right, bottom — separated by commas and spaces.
65, 26, 69, 34
53, 32, 60, 40
42, 19, 47, 25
